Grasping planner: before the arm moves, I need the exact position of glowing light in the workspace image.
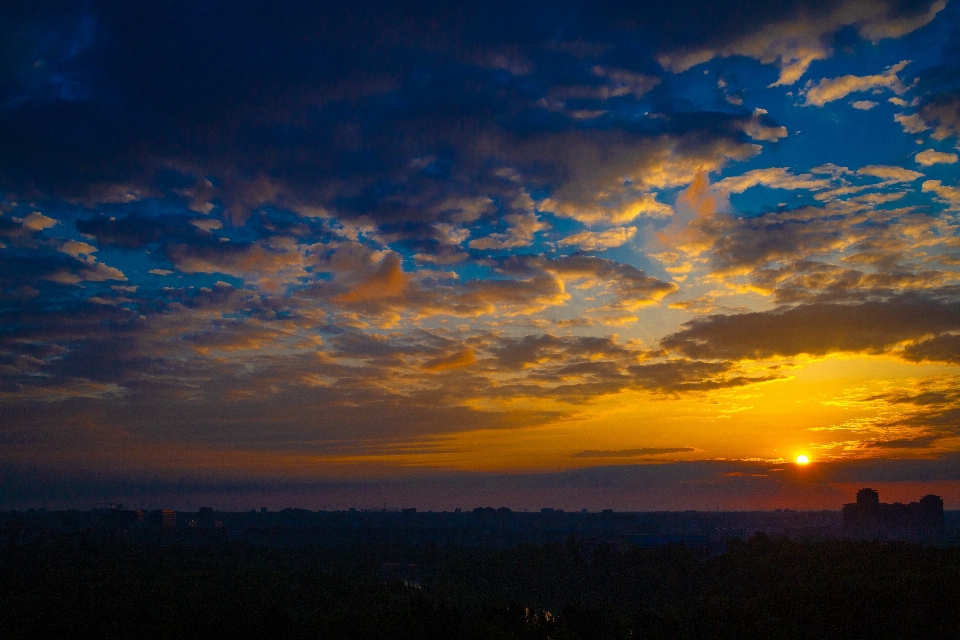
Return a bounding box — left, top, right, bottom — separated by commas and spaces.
796, 455, 810, 465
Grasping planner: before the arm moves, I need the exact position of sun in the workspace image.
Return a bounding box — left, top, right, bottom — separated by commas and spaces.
796, 455, 810, 465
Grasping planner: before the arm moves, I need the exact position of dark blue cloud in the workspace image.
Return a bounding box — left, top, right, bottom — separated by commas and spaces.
3, 0, 933, 223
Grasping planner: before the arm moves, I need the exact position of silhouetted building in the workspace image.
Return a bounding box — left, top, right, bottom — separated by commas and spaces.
106, 507, 141, 530
193, 507, 222, 529
857, 487, 879, 507
842, 489, 944, 543
148, 509, 177, 529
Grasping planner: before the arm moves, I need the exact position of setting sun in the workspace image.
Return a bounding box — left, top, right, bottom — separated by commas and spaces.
796, 455, 810, 465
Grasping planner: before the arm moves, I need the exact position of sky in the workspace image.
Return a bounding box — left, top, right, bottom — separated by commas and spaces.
2, 0, 960, 511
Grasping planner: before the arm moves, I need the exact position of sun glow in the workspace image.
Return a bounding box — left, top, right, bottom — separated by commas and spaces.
796, 455, 810, 465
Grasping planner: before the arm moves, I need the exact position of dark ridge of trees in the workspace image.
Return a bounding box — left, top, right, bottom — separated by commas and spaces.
2, 535, 960, 639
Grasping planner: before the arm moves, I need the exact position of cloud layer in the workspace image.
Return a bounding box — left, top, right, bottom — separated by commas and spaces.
1, 0, 959, 507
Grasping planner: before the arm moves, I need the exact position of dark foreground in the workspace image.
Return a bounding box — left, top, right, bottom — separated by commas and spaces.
3, 536, 960, 639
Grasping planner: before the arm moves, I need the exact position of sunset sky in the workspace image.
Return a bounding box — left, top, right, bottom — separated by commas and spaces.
3, 0, 960, 510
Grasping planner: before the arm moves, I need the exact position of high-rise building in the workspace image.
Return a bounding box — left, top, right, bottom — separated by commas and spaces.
842, 489, 943, 542
148, 509, 177, 529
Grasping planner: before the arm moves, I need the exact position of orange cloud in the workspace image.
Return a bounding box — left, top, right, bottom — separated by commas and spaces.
803, 60, 910, 107
678, 171, 717, 219
422, 349, 476, 372
167, 241, 310, 289
334, 253, 410, 304
656, 170, 722, 257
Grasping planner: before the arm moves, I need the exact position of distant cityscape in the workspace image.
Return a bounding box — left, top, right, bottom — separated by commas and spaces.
3, 490, 957, 553
841, 488, 944, 543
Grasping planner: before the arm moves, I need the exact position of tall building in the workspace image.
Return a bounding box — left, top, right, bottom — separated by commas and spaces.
842, 489, 944, 543
148, 509, 177, 530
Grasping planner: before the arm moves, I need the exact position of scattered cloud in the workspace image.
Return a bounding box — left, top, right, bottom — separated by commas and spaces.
915, 149, 959, 166
658, 2, 942, 86
422, 349, 477, 372
571, 447, 695, 458
468, 213, 548, 250
558, 226, 637, 251
22, 213, 58, 231
714, 167, 831, 193
802, 60, 910, 107
922, 180, 960, 208
857, 164, 923, 182
661, 292, 960, 361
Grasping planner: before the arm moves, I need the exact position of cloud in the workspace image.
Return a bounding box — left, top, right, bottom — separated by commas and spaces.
314, 251, 671, 321
714, 167, 832, 193
176, 178, 218, 214
468, 212, 548, 250
804, 164, 925, 202
334, 252, 410, 304
519, 255, 679, 311
903, 334, 960, 364
75, 214, 206, 249
915, 149, 959, 166
558, 226, 637, 251
317, 251, 570, 319
422, 349, 476, 372
895, 111, 931, 134
22, 212, 58, 231
531, 129, 758, 225
658, 2, 943, 86
626, 359, 780, 393
922, 179, 960, 207
486, 334, 633, 371
924, 101, 960, 142
545, 66, 662, 107
802, 60, 910, 107
190, 218, 223, 233
540, 192, 675, 225
660, 292, 960, 361
589, 66, 662, 99
166, 241, 310, 289
479, 333, 776, 397
742, 115, 788, 142
756, 261, 952, 306
844, 379, 960, 452
852, 100, 878, 110
186, 324, 287, 356
658, 172, 957, 309
697, 208, 853, 274
571, 447, 695, 458
0, 245, 128, 288
0, 1, 768, 249
58, 240, 98, 258
909, 94, 960, 142
856, 164, 923, 182
668, 296, 717, 314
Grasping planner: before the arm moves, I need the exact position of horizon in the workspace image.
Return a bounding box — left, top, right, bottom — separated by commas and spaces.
2, 0, 960, 511
6, 460, 960, 512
